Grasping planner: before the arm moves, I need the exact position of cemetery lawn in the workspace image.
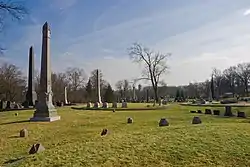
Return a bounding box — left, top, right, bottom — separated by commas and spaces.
1, 104, 250, 167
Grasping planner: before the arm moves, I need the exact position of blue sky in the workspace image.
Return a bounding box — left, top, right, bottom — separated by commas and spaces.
1, 0, 250, 86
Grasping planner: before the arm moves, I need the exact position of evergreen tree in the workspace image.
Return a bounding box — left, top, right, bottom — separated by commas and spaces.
85, 79, 92, 101
103, 84, 114, 103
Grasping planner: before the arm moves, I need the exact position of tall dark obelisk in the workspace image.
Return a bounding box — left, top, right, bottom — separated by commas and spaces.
25, 46, 37, 107
30, 22, 60, 122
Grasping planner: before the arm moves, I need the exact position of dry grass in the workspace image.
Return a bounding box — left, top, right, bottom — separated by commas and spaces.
1, 104, 250, 167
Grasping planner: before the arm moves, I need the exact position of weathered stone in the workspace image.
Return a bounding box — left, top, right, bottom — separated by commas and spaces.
112, 102, 117, 108
5, 101, 11, 109
29, 143, 45, 154
192, 116, 202, 124
159, 118, 169, 127
25, 46, 37, 107
102, 102, 108, 108
190, 110, 196, 113
56, 101, 63, 107
87, 102, 92, 108
197, 110, 202, 114
64, 87, 68, 105
101, 129, 108, 136
96, 69, 102, 104
158, 99, 163, 106
213, 110, 220, 115
30, 22, 60, 122
93, 102, 100, 108
20, 129, 28, 137
205, 109, 212, 114
121, 101, 127, 108
224, 106, 233, 116
14, 103, 21, 109
237, 111, 246, 118
127, 117, 133, 124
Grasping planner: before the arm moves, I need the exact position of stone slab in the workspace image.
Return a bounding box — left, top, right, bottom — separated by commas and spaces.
30, 116, 61, 122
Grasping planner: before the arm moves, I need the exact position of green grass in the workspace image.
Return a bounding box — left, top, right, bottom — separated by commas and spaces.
1, 104, 250, 167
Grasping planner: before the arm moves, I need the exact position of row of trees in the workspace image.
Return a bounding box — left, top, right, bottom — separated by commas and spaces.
176, 63, 250, 99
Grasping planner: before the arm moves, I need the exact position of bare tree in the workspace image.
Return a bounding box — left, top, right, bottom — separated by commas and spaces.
236, 63, 250, 96
128, 43, 170, 102
66, 67, 86, 91
52, 72, 68, 102
0, 63, 26, 101
0, 0, 28, 53
115, 79, 131, 100
223, 66, 237, 96
89, 69, 109, 100
212, 68, 223, 99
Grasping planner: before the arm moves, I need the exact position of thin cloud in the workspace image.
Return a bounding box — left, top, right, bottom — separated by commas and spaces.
243, 9, 250, 16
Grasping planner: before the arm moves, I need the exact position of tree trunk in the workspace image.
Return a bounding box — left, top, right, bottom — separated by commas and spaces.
153, 86, 159, 102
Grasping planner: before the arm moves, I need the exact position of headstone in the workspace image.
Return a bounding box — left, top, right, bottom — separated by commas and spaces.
112, 102, 117, 108
162, 100, 167, 105
30, 22, 60, 122
197, 110, 202, 114
29, 143, 45, 154
159, 99, 163, 106
146, 89, 149, 103
127, 117, 133, 124
102, 102, 108, 108
190, 110, 196, 113
237, 111, 246, 118
205, 109, 212, 114
224, 106, 233, 116
121, 101, 127, 108
192, 116, 202, 124
56, 101, 63, 107
132, 85, 136, 101
5, 101, 11, 109
159, 118, 169, 127
93, 102, 100, 108
0, 100, 6, 111
101, 129, 108, 136
87, 102, 92, 108
96, 69, 102, 104
25, 46, 37, 107
20, 129, 28, 137
14, 103, 21, 109
213, 110, 220, 115
64, 87, 68, 105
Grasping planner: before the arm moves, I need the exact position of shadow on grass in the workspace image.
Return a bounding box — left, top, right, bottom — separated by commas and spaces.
0, 120, 30, 125
4, 156, 25, 165
71, 106, 168, 111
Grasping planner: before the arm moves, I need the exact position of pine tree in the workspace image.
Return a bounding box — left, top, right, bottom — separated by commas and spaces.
103, 84, 114, 103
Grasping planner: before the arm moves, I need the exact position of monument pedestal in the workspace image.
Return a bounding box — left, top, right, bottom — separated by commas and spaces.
30, 101, 60, 122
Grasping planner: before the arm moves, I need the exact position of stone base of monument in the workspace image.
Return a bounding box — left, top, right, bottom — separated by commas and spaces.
30, 116, 61, 122
30, 101, 61, 122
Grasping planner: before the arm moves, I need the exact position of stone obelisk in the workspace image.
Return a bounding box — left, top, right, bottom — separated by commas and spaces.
25, 46, 37, 107
96, 69, 102, 103
30, 22, 60, 122
64, 87, 68, 104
